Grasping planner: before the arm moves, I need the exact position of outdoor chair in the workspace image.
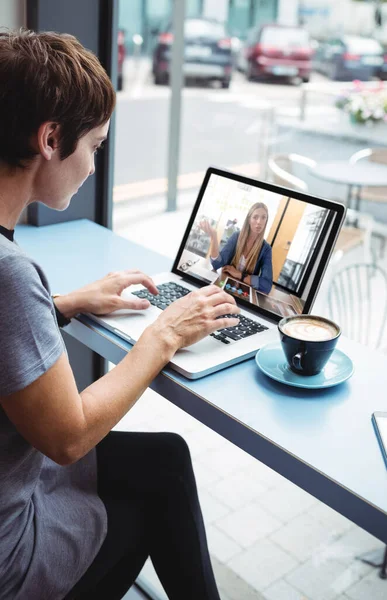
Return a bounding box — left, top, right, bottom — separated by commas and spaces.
327, 262, 387, 579
349, 147, 387, 205
267, 153, 373, 263
349, 148, 387, 258
327, 263, 387, 351
267, 153, 315, 193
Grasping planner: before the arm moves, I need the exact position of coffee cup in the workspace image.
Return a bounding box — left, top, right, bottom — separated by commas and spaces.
278, 315, 341, 376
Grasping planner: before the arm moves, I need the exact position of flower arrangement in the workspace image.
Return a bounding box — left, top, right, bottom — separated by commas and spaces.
335, 80, 387, 125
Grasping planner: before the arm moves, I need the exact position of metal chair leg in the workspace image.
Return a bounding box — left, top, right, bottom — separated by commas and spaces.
380, 545, 387, 579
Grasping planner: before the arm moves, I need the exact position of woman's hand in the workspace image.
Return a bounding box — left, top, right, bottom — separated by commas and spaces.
152, 285, 240, 351
222, 265, 241, 280
54, 270, 159, 318
199, 219, 216, 238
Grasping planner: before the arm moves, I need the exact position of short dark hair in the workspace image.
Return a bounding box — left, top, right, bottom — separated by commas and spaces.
0, 29, 116, 168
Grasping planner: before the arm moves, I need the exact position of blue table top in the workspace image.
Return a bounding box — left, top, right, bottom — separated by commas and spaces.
16, 220, 387, 534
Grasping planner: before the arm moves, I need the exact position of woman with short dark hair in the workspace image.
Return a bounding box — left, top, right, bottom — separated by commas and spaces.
0, 29, 239, 600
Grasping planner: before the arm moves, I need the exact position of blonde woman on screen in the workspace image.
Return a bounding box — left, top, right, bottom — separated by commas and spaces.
200, 202, 273, 294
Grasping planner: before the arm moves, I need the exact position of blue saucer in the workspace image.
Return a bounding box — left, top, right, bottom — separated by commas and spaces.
255, 342, 354, 389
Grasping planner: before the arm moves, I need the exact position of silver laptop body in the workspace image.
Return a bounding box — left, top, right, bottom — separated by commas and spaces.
90, 167, 345, 379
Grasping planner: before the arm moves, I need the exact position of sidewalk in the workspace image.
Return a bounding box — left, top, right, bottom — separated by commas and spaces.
114, 192, 386, 600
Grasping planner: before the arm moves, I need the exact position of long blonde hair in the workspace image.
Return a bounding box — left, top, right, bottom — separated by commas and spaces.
232, 202, 269, 273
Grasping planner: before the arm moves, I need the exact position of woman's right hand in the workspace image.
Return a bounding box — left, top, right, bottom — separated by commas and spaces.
153, 285, 240, 352
199, 219, 216, 238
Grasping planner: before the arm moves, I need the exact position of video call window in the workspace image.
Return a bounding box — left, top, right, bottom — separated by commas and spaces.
177, 174, 334, 319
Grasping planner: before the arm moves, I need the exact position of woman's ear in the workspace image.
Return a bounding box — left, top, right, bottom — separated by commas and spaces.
34, 122, 60, 160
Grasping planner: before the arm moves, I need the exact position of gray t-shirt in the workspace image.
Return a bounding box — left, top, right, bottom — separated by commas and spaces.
0, 234, 107, 599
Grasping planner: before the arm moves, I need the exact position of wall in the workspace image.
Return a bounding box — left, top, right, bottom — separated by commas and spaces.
301, 0, 378, 39
203, 0, 228, 22
277, 0, 299, 26
0, 0, 25, 29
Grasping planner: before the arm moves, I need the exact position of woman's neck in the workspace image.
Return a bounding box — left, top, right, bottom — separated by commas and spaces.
246, 231, 259, 247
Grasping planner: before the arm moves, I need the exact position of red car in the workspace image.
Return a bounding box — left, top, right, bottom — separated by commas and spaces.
244, 24, 313, 83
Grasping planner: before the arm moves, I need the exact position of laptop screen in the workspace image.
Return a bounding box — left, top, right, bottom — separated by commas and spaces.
172, 168, 345, 322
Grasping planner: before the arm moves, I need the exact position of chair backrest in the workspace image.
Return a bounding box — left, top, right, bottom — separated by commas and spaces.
327, 263, 387, 349
350, 147, 387, 165
267, 153, 310, 192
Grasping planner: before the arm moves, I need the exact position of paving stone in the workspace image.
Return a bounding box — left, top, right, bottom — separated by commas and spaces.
286, 557, 368, 600
206, 524, 243, 563
212, 556, 266, 600
181, 427, 215, 458
343, 568, 387, 600
192, 460, 223, 488
263, 578, 311, 600
307, 503, 354, 537
198, 489, 231, 524
208, 470, 268, 510
257, 479, 318, 523
200, 443, 258, 479
215, 501, 282, 549
227, 538, 298, 591
326, 527, 385, 563
244, 459, 285, 489
270, 513, 340, 562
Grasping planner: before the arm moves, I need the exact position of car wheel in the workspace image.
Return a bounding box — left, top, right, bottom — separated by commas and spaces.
302, 75, 310, 83
117, 73, 123, 91
330, 64, 340, 81
221, 79, 230, 89
154, 72, 168, 85
246, 62, 255, 81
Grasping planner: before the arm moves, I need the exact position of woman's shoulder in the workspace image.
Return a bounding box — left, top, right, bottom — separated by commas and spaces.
0, 244, 51, 298
224, 231, 239, 249
261, 239, 271, 254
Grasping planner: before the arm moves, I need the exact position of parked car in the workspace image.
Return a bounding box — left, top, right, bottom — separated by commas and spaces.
313, 35, 384, 81
235, 38, 248, 73
376, 45, 387, 80
117, 28, 126, 91
243, 24, 313, 83
152, 18, 233, 88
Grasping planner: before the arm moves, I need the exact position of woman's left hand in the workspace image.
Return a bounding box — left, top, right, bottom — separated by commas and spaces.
222, 265, 241, 279
54, 270, 159, 318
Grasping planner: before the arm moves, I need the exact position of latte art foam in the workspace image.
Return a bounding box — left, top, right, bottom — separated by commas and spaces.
282, 318, 338, 341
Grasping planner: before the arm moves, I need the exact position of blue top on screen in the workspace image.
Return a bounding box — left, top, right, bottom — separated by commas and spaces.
211, 233, 273, 293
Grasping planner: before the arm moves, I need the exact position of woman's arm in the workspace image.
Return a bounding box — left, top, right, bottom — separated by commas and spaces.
210, 232, 238, 271
1, 284, 239, 466
53, 270, 158, 319
209, 231, 220, 261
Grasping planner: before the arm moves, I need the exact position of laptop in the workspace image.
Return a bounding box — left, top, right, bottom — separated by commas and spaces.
90, 167, 345, 379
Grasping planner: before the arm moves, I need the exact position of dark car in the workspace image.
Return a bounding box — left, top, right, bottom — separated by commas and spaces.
313, 35, 384, 81
244, 24, 313, 83
378, 46, 387, 80
152, 18, 233, 88
117, 28, 126, 90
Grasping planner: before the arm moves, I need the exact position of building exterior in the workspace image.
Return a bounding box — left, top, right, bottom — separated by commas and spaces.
300, 0, 387, 40
118, 0, 286, 54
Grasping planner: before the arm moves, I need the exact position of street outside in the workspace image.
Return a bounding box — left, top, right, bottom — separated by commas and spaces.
113, 58, 367, 203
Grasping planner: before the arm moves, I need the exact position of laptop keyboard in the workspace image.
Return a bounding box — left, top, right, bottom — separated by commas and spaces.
131, 282, 268, 344
132, 282, 190, 310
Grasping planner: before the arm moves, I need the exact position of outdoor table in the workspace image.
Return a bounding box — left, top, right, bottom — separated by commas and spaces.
16, 219, 387, 556
310, 160, 387, 211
